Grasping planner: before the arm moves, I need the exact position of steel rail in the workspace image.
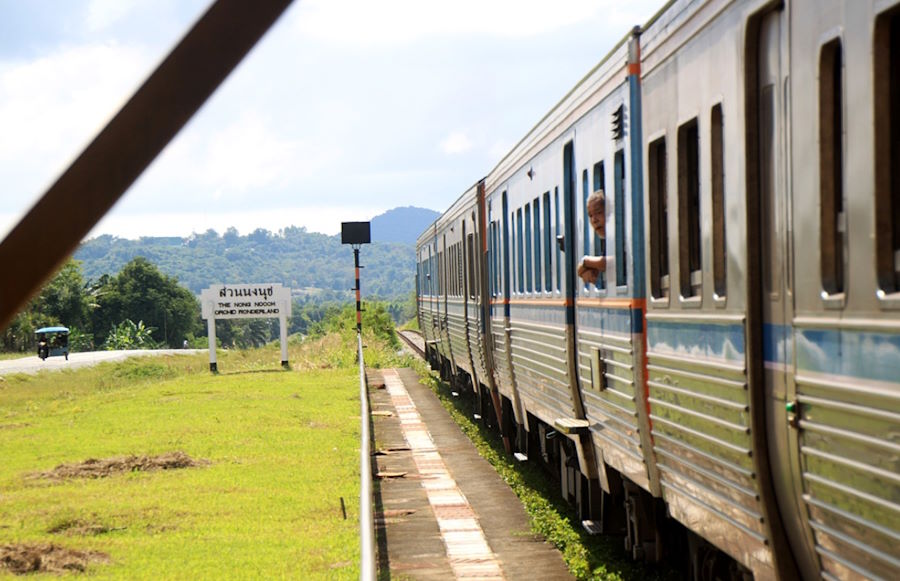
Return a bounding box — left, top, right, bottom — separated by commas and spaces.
0, 0, 295, 330
358, 332, 376, 580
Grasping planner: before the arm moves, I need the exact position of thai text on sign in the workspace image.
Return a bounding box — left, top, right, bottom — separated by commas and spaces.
200, 284, 292, 320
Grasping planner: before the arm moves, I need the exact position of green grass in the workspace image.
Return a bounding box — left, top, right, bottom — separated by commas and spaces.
410, 359, 681, 581
0, 334, 394, 579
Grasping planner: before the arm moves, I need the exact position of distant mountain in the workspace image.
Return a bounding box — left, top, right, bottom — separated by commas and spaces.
370, 206, 439, 244
74, 224, 415, 300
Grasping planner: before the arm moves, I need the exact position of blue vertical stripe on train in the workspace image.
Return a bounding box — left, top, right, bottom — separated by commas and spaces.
762, 322, 791, 365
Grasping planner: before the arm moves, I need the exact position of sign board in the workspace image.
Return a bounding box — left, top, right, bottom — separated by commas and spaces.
341, 221, 371, 245
199, 283, 292, 372
200, 284, 291, 320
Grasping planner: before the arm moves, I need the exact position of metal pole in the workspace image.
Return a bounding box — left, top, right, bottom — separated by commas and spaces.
354, 247, 362, 332
358, 332, 375, 580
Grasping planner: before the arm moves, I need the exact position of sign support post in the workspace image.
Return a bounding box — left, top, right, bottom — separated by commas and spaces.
279, 305, 289, 368
207, 312, 217, 373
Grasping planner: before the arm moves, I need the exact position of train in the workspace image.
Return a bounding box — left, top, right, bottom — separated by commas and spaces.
415, 0, 900, 579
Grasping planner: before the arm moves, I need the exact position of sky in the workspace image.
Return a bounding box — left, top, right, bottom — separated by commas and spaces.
0, 0, 663, 240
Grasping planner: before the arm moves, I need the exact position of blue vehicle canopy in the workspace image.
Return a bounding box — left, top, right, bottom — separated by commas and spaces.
36, 326, 69, 334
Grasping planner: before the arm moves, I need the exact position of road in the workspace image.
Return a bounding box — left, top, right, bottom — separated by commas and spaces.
0, 349, 205, 376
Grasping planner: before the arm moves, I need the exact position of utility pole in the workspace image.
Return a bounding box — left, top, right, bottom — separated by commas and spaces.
341, 222, 371, 334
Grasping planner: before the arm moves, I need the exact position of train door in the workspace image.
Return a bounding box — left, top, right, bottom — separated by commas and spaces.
747, 7, 812, 578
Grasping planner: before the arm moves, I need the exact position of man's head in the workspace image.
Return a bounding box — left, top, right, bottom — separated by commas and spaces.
587, 190, 606, 237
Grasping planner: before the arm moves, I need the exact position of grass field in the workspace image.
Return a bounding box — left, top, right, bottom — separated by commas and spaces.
0, 332, 404, 579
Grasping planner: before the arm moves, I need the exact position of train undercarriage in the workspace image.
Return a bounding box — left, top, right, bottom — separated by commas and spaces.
424, 344, 751, 581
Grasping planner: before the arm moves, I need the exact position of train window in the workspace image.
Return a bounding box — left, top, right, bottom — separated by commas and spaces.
649, 136, 670, 299
554, 187, 561, 291
875, 8, 900, 295
517, 208, 524, 293
583, 169, 590, 259
543, 191, 552, 292
614, 150, 627, 287
459, 242, 464, 297
525, 203, 533, 293
592, 162, 606, 290
533, 197, 542, 292
495, 222, 502, 296
492, 223, 497, 296
711, 104, 727, 299
451, 244, 457, 297
593, 162, 605, 256
438, 249, 443, 296
819, 38, 845, 297
467, 233, 476, 300
678, 118, 702, 298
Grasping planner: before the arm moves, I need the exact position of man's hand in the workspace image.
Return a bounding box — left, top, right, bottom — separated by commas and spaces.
577, 261, 599, 284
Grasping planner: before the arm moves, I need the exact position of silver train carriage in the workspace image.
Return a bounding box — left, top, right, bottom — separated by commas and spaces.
416, 0, 900, 579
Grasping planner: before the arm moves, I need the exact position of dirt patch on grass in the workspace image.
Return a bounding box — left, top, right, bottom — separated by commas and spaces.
0, 543, 109, 574
34, 451, 208, 481
47, 519, 123, 536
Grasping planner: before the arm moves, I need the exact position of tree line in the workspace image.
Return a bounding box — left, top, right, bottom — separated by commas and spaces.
74, 226, 416, 299
2, 256, 416, 354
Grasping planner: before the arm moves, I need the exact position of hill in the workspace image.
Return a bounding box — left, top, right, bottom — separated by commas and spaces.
74, 226, 415, 300
371, 206, 439, 244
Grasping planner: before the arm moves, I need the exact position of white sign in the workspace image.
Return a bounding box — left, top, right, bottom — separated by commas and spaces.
200, 284, 292, 320
199, 283, 293, 372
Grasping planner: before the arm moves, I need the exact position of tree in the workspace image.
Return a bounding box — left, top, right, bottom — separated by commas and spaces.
1, 259, 91, 352
92, 257, 200, 348
36, 260, 90, 329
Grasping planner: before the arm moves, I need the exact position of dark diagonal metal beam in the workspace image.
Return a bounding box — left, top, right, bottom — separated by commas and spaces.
0, 0, 295, 330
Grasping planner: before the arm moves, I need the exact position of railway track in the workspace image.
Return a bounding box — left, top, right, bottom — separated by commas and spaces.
397, 329, 425, 358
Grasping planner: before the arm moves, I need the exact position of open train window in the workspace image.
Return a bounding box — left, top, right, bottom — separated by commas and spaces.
711, 103, 727, 301
649, 136, 669, 299
678, 118, 702, 300
543, 191, 552, 292
820, 38, 846, 299
614, 150, 627, 287
875, 8, 900, 297
582, 170, 590, 257
533, 197, 541, 292
592, 161, 606, 290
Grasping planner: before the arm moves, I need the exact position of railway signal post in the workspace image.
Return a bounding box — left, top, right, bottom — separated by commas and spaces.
341, 222, 371, 333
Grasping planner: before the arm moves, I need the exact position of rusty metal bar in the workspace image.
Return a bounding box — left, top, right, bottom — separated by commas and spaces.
0, 0, 294, 330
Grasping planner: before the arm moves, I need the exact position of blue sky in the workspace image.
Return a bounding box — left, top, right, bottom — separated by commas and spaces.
0, 0, 662, 239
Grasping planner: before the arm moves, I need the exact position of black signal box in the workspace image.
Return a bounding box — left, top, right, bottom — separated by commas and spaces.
341, 221, 371, 245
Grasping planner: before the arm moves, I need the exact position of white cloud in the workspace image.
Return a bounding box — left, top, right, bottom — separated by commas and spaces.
440, 131, 473, 155
86, 0, 141, 32
88, 205, 385, 239
294, 0, 613, 44
0, 43, 147, 160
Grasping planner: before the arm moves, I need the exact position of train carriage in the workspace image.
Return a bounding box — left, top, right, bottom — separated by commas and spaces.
416, 0, 900, 577
782, 1, 900, 578
639, 0, 792, 576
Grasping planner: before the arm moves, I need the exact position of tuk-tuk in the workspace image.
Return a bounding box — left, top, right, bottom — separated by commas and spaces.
36, 327, 69, 360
